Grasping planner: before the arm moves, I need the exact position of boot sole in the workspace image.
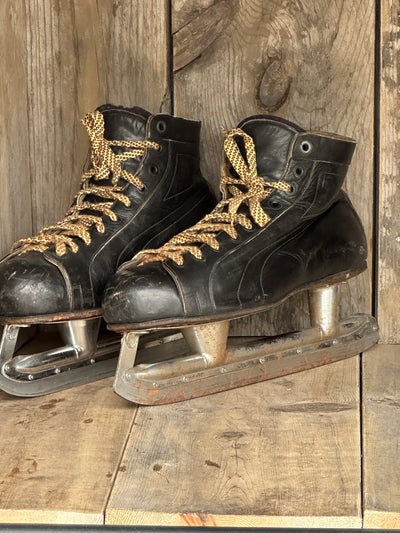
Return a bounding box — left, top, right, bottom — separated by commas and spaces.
108, 267, 366, 332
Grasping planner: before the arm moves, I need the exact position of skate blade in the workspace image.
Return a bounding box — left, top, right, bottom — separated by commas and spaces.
0, 318, 122, 397
113, 314, 378, 405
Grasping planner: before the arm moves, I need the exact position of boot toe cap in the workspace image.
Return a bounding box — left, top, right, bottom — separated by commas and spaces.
103, 262, 184, 327
0, 252, 69, 319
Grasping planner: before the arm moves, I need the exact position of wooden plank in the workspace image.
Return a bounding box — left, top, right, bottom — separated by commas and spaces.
24, 0, 169, 234
0, 0, 32, 256
0, 378, 134, 524
0, 0, 171, 524
106, 358, 361, 527
25, 0, 87, 233
173, 0, 375, 336
98, 0, 171, 113
377, 1, 400, 343
0, 0, 170, 523
362, 344, 400, 528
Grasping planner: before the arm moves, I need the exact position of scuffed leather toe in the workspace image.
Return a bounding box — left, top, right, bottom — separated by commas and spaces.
0, 252, 69, 318
103, 262, 184, 326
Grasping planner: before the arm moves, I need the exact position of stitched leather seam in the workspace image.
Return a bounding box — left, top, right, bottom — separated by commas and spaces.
162, 262, 187, 314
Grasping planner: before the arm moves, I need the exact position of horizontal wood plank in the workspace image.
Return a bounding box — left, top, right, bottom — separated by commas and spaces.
106, 358, 361, 527
0, 379, 135, 524
362, 344, 400, 528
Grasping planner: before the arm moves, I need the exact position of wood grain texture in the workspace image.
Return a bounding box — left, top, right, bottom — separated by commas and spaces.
106, 358, 361, 527
0, 1, 32, 256
377, 0, 400, 343
173, 0, 375, 335
362, 344, 400, 528
0, 378, 135, 524
24, 0, 169, 234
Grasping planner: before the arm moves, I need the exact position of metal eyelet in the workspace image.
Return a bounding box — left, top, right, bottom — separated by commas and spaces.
156, 120, 167, 133
269, 199, 281, 209
295, 166, 304, 176
150, 165, 159, 175
286, 183, 297, 195
301, 141, 311, 153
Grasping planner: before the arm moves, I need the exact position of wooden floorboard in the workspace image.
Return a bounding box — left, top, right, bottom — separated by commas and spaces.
4, 344, 400, 527
106, 357, 361, 527
0, 377, 135, 524
362, 344, 400, 529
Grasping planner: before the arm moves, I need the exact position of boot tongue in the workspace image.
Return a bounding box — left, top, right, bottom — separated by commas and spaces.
92, 104, 152, 178
97, 104, 150, 142
76, 104, 152, 210
237, 115, 304, 181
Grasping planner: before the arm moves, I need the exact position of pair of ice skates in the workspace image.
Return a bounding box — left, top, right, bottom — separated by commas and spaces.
0, 105, 378, 404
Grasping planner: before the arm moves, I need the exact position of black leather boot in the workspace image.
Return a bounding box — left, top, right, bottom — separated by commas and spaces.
103, 115, 379, 405
0, 104, 216, 396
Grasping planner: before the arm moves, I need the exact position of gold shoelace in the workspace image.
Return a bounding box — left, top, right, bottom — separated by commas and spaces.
132, 127, 291, 266
13, 110, 159, 256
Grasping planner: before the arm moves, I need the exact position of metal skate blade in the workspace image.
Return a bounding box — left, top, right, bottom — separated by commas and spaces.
0, 318, 122, 397
113, 314, 379, 405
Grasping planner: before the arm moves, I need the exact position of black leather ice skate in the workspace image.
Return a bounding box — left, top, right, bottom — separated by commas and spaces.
0, 104, 216, 396
103, 115, 378, 405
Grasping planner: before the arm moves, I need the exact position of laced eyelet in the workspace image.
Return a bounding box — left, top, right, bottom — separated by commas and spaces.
241, 223, 254, 232
286, 183, 297, 195
156, 120, 167, 133
301, 141, 311, 153
15, 109, 155, 256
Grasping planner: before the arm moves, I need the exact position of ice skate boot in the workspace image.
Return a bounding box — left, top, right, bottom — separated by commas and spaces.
103, 115, 379, 405
0, 105, 216, 396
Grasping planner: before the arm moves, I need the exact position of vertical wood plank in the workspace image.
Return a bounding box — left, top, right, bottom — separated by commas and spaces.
25, 0, 88, 233
24, 0, 169, 235
173, 0, 375, 336
362, 345, 400, 528
99, 0, 171, 112
106, 359, 361, 527
377, 0, 400, 343
0, 0, 170, 525
0, 1, 32, 255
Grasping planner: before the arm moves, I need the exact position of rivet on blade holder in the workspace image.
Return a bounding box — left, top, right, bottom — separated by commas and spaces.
126, 332, 138, 349
7, 327, 17, 340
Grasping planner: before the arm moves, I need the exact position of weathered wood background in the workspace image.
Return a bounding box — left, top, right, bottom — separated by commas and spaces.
0, 0, 379, 338
0, 0, 399, 528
